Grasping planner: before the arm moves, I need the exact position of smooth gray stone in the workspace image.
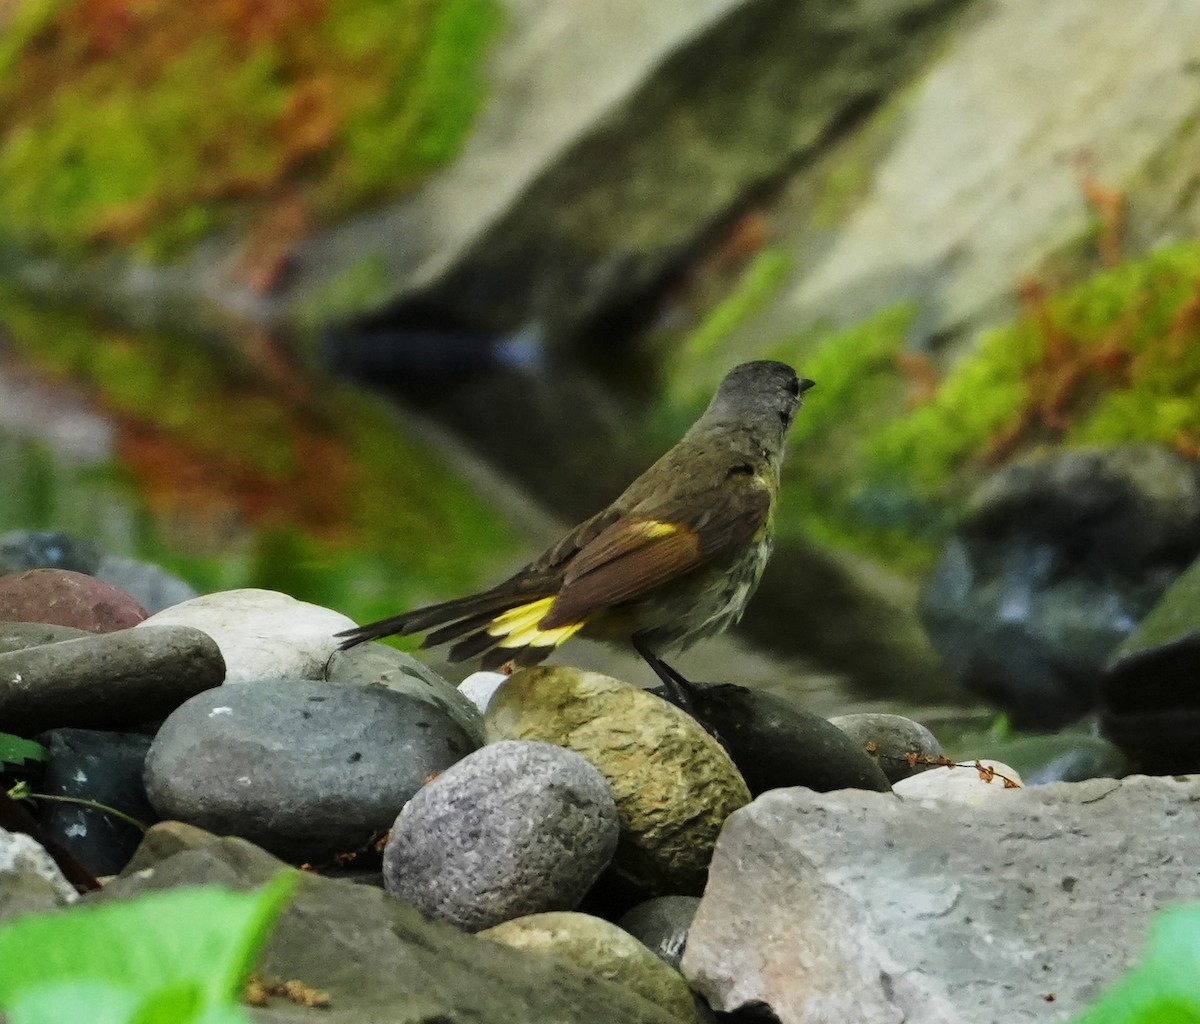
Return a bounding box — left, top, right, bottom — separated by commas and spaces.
619, 896, 701, 970
145, 679, 479, 862
0, 625, 225, 735
101, 824, 682, 1024
384, 740, 618, 931
828, 712, 944, 783
0, 621, 92, 654
684, 777, 1200, 1023
326, 643, 483, 746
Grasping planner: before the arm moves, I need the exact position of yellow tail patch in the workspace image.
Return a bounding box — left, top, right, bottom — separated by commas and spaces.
488, 596, 585, 649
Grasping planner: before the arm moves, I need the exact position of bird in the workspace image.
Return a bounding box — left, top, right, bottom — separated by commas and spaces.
335, 361, 813, 705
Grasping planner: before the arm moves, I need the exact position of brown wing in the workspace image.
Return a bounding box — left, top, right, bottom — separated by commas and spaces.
538, 474, 771, 628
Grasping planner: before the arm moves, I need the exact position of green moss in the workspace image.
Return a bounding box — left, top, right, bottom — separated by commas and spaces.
0, 292, 523, 621
0, 0, 501, 259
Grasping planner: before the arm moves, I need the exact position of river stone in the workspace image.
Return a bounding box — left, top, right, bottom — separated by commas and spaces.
892, 759, 1022, 803
921, 446, 1200, 729
326, 643, 483, 746
679, 682, 892, 794
0, 531, 102, 575
37, 729, 159, 877
458, 670, 509, 713
1102, 553, 1200, 773
95, 553, 198, 613
682, 777, 1200, 1023
101, 825, 683, 1024
619, 896, 701, 971
828, 712, 944, 783
0, 827, 79, 922
0, 568, 148, 633
0, 621, 92, 654
0, 625, 225, 735
383, 740, 618, 931
485, 666, 750, 897
480, 911, 705, 1024
138, 588, 356, 683
143, 678, 478, 862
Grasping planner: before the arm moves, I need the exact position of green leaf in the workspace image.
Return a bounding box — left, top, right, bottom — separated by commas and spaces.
0, 873, 296, 1022
1071, 906, 1200, 1024
0, 732, 47, 769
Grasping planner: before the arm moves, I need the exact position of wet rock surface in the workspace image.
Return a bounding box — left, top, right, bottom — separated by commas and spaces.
484, 666, 750, 897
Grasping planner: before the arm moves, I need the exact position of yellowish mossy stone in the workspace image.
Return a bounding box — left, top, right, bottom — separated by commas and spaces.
479, 911, 705, 1024
484, 666, 751, 896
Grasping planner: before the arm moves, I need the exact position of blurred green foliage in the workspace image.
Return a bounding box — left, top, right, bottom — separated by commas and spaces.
0, 292, 523, 629
0, 0, 499, 258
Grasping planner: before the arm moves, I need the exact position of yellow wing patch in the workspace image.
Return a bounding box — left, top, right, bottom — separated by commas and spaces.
487, 596, 585, 649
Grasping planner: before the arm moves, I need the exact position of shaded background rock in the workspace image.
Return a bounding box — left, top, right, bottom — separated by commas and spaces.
619, 895, 701, 972
920, 446, 1200, 728
144, 679, 478, 862
828, 712, 943, 783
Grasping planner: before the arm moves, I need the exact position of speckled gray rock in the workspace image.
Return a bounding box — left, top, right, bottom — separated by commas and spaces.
145, 679, 478, 861
480, 911, 706, 1024
384, 740, 618, 931
0, 625, 225, 735
326, 643, 483, 746
0, 827, 79, 922
137, 588, 356, 684
829, 712, 944, 783
619, 896, 701, 971
485, 666, 750, 897
683, 776, 1200, 1023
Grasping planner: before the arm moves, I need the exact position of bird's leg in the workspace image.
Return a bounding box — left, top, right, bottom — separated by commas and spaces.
631, 636, 700, 716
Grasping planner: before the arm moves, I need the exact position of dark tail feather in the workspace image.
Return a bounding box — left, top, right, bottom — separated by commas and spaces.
335, 575, 562, 651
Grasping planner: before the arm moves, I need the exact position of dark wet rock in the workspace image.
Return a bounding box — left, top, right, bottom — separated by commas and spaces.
921, 446, 1200, 729
326, 643, 483, 746
480, 911, 706, 1024
0, 826, 80, 922
1102, 553, 1200, 773
95, 554, 198, 614
0, 567, 149, 633
144, 679, 479, 862
102, 823, 683, 1024
675, 682, 892, 795
0, 621, 92, 654
383, 740, 618, 931
36, 729, 159, 876
683, 776, 1200, 1023
619, 895, 701, 971
0, 625, 225, 735
485, 666, 749, 898
966, 732, 1127, 786
0, 531, 102, 576
828, 712, 943, 783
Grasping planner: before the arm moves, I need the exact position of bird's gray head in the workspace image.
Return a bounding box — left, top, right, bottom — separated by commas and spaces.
701, 361, 814, 447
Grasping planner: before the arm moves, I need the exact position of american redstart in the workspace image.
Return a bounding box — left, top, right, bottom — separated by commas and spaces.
336, 361, 812, 700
